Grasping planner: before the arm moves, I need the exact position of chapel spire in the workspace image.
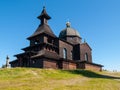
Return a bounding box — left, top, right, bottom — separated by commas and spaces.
37, 6, 51, 25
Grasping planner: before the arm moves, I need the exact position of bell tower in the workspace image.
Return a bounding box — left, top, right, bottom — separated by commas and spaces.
27, 7, 56, 46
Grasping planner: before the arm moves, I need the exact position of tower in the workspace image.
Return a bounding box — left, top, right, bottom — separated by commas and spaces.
11, 7, 59, 68
27, 6, 56, 46
26, 6, 59, 61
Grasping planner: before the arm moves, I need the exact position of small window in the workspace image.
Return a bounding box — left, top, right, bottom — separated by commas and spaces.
71, 50, 73, 60
35, 41, 38, 44
85, 53, 88, 61
34, 40, 39, 45
70, 37, 73, 40
63, 48, 67, 59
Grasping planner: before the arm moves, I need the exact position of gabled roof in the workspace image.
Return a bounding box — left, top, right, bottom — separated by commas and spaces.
81, 42, 92, 50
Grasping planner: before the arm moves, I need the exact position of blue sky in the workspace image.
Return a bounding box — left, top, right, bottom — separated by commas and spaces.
0, 0, 120, 71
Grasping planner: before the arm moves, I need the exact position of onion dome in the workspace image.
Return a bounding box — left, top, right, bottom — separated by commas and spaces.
59, 22, 80, 39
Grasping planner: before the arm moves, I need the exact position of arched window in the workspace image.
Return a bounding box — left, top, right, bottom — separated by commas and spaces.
63, 48, 67, 59
85, 53, 88, 61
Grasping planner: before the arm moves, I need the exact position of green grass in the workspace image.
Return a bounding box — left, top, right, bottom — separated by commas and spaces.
0, 68, 120, 90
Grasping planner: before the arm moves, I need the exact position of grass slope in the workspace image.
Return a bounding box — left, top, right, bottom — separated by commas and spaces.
0, 68, 120, 90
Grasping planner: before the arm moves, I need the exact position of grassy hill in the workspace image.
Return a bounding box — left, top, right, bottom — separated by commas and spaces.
0, 68, 120, 90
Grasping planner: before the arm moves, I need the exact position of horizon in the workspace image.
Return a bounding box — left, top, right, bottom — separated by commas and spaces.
0, 0, 120, 71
